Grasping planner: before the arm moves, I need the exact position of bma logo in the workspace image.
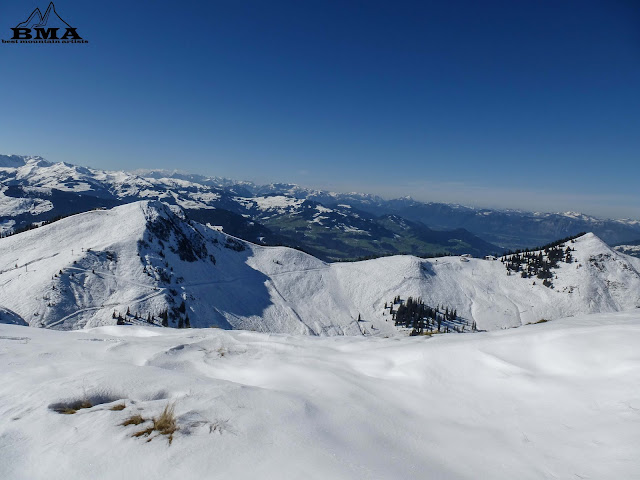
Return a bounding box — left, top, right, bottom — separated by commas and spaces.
3, 2, 87, 44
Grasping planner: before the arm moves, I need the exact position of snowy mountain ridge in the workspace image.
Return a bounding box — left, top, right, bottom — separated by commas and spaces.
1, 200, 639, 335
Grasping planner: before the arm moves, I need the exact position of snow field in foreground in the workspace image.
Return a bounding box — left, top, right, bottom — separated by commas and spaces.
0, 310, 639, 480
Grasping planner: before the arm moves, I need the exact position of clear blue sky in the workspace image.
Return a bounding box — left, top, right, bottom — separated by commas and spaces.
1, 0, 638, 218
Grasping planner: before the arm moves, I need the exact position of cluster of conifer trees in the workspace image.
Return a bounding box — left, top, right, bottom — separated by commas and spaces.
385, 296, 466, 335
113, 301, 191, 328
500, 234, 583, 288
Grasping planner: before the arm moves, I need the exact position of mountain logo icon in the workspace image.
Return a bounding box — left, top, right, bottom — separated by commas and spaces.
16, 2, 72, 29
4, 2, 86, 43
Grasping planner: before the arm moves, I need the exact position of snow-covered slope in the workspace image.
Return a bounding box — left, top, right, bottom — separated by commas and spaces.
1, 201, 639, 334
0, 201, 353, 334
0, 200, 369, 334
0, 310, 638, 479
335, 232, 640, 331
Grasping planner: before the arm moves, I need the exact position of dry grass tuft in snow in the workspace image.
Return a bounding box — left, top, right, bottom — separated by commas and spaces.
132, 425, 155, 439
121, 413, 145, 426
130, 403, 178, 444
153, 403, 178, 441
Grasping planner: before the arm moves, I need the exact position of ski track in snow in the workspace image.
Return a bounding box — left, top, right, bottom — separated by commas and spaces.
46, 289, 167, 329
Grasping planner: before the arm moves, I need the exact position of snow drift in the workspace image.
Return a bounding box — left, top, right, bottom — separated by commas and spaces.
0, 310, 638, 479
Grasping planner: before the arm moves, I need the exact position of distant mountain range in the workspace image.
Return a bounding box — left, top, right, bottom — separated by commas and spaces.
0, 155, 498, 260
2, 155, 640, 260
614, 239, 640, 259
134, 166, 640, 249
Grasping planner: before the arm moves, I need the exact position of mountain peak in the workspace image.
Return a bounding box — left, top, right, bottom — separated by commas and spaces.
572, 232, 621, 257
0, 155, 51, 168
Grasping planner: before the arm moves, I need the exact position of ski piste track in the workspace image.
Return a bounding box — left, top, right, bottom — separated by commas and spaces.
34, 262, 338, 331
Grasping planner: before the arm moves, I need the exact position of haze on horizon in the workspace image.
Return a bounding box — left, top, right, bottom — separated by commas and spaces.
128, 162, 638, 220
1, 0, 638, 219
130, 160, 640, 219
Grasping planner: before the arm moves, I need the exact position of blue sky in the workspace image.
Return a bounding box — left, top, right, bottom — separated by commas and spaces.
0, 0, 638, 218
